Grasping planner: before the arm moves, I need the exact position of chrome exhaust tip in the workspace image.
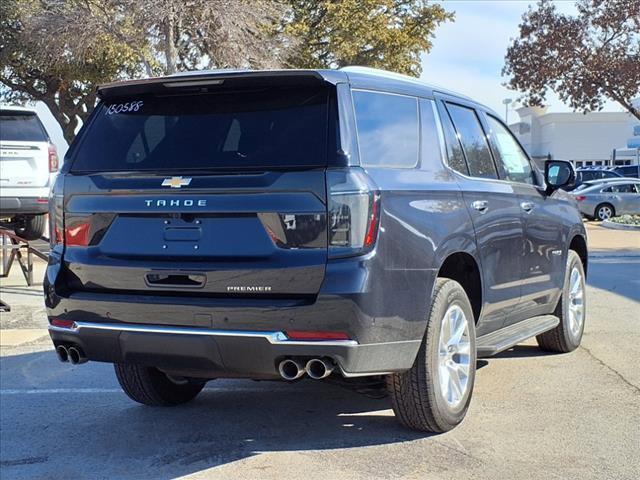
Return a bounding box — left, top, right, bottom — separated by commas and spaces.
306, 358, 334, 380
56, 345, 69, 363
67, 346, 88, 365
278, 359, 305, 381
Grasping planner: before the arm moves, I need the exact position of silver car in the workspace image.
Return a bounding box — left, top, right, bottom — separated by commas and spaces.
572, 178, 640, 220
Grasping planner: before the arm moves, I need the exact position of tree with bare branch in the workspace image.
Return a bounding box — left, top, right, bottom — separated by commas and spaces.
503, 0, 640, 120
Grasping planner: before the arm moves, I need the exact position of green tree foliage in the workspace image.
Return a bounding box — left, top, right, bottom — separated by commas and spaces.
0, 0, 143, 143
504, 0, 640, 120
0, 0, 284, 143
283, 0, 454, 76
1, 0, 454, 142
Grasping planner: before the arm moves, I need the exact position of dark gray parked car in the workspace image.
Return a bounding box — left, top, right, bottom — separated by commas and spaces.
45, 67, 587, 432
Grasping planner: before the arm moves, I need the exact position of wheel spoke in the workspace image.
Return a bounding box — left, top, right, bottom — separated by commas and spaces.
438, 304, 471, 408
448, 367, 463, 402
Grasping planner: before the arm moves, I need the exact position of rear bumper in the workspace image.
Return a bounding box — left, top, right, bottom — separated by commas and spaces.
0, 196, 49, 216
48, 321, 420, 379
45, 250, 436, 378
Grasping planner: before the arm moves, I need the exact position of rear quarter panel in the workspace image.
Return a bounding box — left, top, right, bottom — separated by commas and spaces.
359, 165, 479, 343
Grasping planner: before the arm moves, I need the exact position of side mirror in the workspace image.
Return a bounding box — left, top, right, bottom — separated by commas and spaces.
544, 160, 575, 194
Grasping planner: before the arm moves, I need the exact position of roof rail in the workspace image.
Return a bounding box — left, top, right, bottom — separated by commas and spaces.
339, 66, 472, 101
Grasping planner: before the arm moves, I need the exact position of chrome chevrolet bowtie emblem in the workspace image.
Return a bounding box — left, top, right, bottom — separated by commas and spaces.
161, 176, 192, 188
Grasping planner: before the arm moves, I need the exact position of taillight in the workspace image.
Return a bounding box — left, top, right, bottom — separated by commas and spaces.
575, 195, 586, 201
327, 169, 380, 258
64, 221, 91, 246
48, 144, 59, 172
49, 176, 64, 248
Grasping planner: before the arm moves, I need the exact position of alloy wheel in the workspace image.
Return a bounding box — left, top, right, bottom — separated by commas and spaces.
597, 205, 613, 220
437, 304, 471, 408
567, 267, 585, 339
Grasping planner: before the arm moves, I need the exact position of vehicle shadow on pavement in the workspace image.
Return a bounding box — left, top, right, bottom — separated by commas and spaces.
1, 350, 433, 479
490, 345, 556, 359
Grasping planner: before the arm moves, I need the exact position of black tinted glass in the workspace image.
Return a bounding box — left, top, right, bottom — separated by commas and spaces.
0, 112, 48, 142
439, 105, 468, 175
352, 90, 418, 168
446, 104, 497, 179
71, 88, 330, 172
610, 183, 636, 193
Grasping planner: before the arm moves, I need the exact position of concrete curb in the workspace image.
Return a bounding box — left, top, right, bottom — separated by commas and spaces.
602, 220, 640, 231
589, 252, 640, 259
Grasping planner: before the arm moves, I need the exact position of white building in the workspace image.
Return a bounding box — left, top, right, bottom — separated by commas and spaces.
509, 101, 640, 169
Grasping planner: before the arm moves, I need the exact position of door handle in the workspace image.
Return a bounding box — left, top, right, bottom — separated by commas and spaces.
471, 200, 489, 213
520, 201, 534, 213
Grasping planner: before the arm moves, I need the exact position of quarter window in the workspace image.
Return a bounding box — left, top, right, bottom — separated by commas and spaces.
352, 90, 419, 168
446, 104, 498, 179
439, 104, 469, 175
486, 115, 535, 185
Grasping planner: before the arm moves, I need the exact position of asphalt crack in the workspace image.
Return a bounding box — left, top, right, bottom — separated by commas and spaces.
579, 345, 640, 394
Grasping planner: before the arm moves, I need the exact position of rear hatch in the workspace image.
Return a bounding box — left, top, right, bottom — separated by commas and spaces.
61, 80, 336, 298
0, 110, 51, 188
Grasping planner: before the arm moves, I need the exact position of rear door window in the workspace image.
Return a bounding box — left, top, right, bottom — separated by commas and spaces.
0, 112, 48, 142
70, 87, 331, 172
446, 103, 498, 179
352, 90, 419, 168
604, 183, 637, 193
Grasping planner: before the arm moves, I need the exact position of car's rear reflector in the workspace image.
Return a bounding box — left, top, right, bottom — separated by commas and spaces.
50, 319, 76, 329
285, 330, 351, 341
575, 195, 586, 201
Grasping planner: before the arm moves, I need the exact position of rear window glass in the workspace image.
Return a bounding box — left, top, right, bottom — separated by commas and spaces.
0, 112, 48, 142
71, 87, 331, 172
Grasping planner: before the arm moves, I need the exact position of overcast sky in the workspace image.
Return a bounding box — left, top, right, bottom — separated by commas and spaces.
38, 0, 624, 155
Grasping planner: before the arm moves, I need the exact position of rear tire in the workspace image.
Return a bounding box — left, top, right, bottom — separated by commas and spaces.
14, 214, 46, 241
537, 250, 586, 353
114, 363, 204, 406
387, 278, 476, 433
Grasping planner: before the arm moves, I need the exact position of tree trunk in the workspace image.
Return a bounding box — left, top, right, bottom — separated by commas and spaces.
163, 14, 178, 74
40, 91, 95, 145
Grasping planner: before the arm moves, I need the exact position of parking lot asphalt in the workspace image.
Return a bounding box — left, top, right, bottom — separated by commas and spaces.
1, 242, 639, 479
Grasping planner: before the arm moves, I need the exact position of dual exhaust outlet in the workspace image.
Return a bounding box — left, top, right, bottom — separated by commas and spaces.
56, 344, 88, 365
278, 357, 334, 381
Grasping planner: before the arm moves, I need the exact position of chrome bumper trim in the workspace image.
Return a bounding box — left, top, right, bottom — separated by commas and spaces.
49, 321, 358, 347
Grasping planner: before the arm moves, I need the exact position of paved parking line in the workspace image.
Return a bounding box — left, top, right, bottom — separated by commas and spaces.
0, 386, 268, 395
0, 388, 123, 395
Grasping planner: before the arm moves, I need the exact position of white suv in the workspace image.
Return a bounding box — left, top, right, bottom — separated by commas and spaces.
0, 106, 58, 240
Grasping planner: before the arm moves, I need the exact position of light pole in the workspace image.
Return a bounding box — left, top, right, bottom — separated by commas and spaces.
502, 98, 513, 124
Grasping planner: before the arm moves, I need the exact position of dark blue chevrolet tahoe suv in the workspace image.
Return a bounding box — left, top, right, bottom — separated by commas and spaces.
45, 67, 587, 432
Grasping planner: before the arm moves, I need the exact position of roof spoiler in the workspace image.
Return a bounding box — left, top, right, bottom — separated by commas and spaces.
97, 70, 343, 100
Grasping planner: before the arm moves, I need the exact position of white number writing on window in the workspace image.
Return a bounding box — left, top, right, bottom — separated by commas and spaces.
105, 100, 144, 115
